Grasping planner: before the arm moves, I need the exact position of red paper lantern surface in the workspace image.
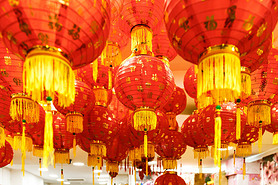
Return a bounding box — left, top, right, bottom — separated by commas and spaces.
183, 65, 197, 99
108, 23, 129, 49
118, 0, 165, 36
153, 23, 177, 62
0, 85, 12, 124
154, 172, 187, 185
53, 113, 73, 150
31, 128, 44, 149
235, 125, 263, 146
164, 0, 277, 67
0, 141, 13, 167
105, 134, 129, 162
111, 0, 124, 24
108, 94, 130, 121
54, 80, 94, 115
115, 55, 175, 111
0, 0, 111, 69
76, 129, 91, 154
266, 104, 278, 138
155, 130, 187, 160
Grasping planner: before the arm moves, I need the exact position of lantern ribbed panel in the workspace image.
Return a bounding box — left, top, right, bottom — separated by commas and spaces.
0, 86, 12, 124
184, 65, 197, 99
267, 104, 278, 144
154, 172, 187, 185
0, 141, 13, 168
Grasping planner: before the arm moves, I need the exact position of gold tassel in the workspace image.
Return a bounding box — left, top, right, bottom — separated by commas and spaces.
92, 59, 98, 84
214, 105, 222, 168
233, 150, 235, 167
0, 126, 5, 148
111, 177, 113, 185
13, 135, 33, 152
240, 67, 251, 99
131, 25, 153, 55
101, 42, 122, 67
273, 132, 278, 144
166, 113, 177, 130
199, 159, 203, 179
219, 158, 222, 185
144, 129, 148, 158
90, 142, 106, 157
243, 157, 246, 179
236, 99, 241, 140
108, 66, 112, 90
92, 167, 95, 185
66, 112, 83, 134
236, 144, 252, 157
162, 159, 177, 169
106, 161, 119, 174
133, 109, 157, 131
247, 101, 271, 127
73, 134, 76, 158
33, 146, 43, 157
194, 147, 209, 159
146, 158, 148, 176
39, 158, 42, 176
54, 150, 70, 164
10, 94, 40, 123
92, 88, 108, 107
43, 97, 54, 168
88, 155, 103, 168
197, 45, 241, 109
22, 120, 26, 176
258, 122, 262, 153
24, 47, 75, 108
10, 159, 13, 166
134, 167, 136, 183
61, 168, 64, 185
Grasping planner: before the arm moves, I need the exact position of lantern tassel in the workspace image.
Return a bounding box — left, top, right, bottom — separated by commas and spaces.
73, 134, 76, 158
61, 169, 64, 185
0, 126, 5, 148
258, 122, 262, 153
21, 120, 26, 176
43, 97, 54, 168
273, 132, 278, 144
243, 157, 246, 179
214, 105, 222, 168
39, 158, 42, 176
92, 88, 108, 107
233, 150, 235, 167
108, 66, 112, 89
247, 102, 271, 127
199, 159, 203, 179
144, 129, 148, 158
92, 167, 95, 185
236, 99, 241, 140
219, 159, 222, 185
134, 110, 157, 131
66, 113, 83, 134
146, 158, 148, 177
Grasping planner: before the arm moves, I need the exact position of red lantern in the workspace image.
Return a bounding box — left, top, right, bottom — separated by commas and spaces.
0, 0, 111, 107
266, 104, 278, 144
0, 141, 13, 168
108, 94, 130, 121
154, 171, 187, 185
111, 0, 124, 24
54, 80, 94, 134
155, 130, 187, 170
31, 128, 44, 157
53, 113, 74, 164
183, 65, 197, 99
160, 86, 187, 130
165, 0, 277, 109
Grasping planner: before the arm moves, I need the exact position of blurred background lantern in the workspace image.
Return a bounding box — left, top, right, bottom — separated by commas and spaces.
54, 80, 94, 134
165, 0, 278, 109
183, 65, 197, 99
154, 171, 187, 185
0, 141, 13, 168
31, 128, 44, 158
266, 104, 278, 144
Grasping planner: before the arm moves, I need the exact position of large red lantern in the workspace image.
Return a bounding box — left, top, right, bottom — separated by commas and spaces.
0, 141, 13, 168
154, 171, 187, 185
266, 104, 278, 144
160, 86, 187, 130
165, 0, 278, 109
155, 130, 187, 170
0, 0, 111, 107
53, 113, 74, 165
54, 80, 94, 134
183, 65, 197, 99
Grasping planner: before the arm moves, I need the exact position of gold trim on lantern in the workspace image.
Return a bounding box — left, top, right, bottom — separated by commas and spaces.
106, 161, 119, 173
87, 154, 103, 168
166, 112, 178, 130
162, 159, 177, 170
131, 25, 153, 56
66, 112, 83, 134
10, 93, 40, 123
13, 135, 33, 152
92, 87, 109, 107
33, 145, 44, 158
247, 100, 271, 127
0, 126, 5, 148
139, 142, 155, 159
24, 46, 75, 108
54, 149, 70, 164
156, 56, 170, 67
163, 171, 177, 175
133, 108, 157, 131
197, 44, 241, 109
101, 41, 122, 67
90, 141, 106, 157
129, 148, 142, 166
241, 67, 251, 99
194, 146, 209, 159
236, 143, 252, 157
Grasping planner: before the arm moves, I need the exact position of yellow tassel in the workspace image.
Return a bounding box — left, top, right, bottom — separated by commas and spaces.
166, 113, 177, 130
101, 42, 122, 68
22, 121, 26, 176
66, 112, 83, 134
214, 106, 222, 168
5, 136, 13, 149
219, 159, 222, 185
111, 177, 113, 185
243, 158, 246, 179
10, 159, 13, 166
162, 159, 177, 169
131, 25, 153, 55
61, 169, 64, 185
43, 100, 54, 168
273, 132, 278, 144
236, 100, 241, 140
54, 150, 70, 164
73, 134, 76, 158
241, 67, 251, 99
133, 109, 157, 131
258, 122, 262, 153
39, 158, 42, 176
106, 161, 119, 174
233, 150, 235, 167
0, 126, 5, 148
92, 59, 98, 84
144, 130, 148, 158
13, 135, 33, 152
90, 142, 106, 157
87, 155, 103, 168
134, 167, 136, 183
129, 148, 141, 164
10, 94, 40, 123
247, 101, 271, 127
146, 158, 148, 176
197, 45, 241, 109
194, 147, 209, 159
108, 66, 112, 90
92, 88, 108, 107
33, 146, 43, 157
199, 159, 203, 179
92, 167, 95, 185
236, 144, 252, 157
24, 47, 75, 108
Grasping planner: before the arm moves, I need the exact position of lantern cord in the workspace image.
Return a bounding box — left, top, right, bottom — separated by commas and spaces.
111, 177, 113, 185
92, 167, 95, 185
233, 150, 235, 167
219, 159, 222, 185
236, 100, 241, 140
258, 122, 262, 153
39, 158, 42, 176
199, 159, 202, 179
0, 126, 6, 148
134, 166, 136, 183
146, 158, 148, 177
273, 132, 278, 144
73, 134, 76, 158
21, 120, 26, 176
214, 106, 222, 168
243, 157, 246, 179
108, 66, 112, 90
144, 129, 148, 158
61, 168, 64, 185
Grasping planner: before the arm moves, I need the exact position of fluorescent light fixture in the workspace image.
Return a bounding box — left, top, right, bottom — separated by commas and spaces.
38, 168, 48, 172
64, 182, 70, 185
94, 170, 102, 173
49, 174, 58, 178
98, 179, 108, 181
57, 179, 64, 182
73, 162, 84, 166
99, 182, 107, 184
98, 174, 109, 178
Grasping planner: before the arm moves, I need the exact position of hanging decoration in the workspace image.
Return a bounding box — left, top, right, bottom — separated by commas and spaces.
0, 141, 13, 168
183, 65, 198, 99
266, 104, 278, 144
165, 0, 278, 109
154, 171, 187, 185
31, 128, 44, 157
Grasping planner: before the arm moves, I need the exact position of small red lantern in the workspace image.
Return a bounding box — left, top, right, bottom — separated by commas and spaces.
0, 141, 13, 168
165, 0, 278, 109
54, 80, 94, 134
155, 130, 187, 170
183, 65, 197, 99
0, 0, 111, 107
160, 86, 187, 130
53, 113, 74, 165
154, 171, 187, 185
266, 104, 278, 144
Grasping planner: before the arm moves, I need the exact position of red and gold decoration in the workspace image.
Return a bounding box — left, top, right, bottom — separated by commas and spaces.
31, 128, 44, 157
266, 104, 278, 144
184, 65, 197, 99
54, 80, 94, 134
165, 0, 278, 109
154, 171, 187, 185
53, 113, 73, 165
0, 141, 13, 168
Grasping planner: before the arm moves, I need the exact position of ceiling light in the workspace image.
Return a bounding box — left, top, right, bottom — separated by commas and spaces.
99, 182, 107, 184
38, 168, 48, 172
98, 179, 108, 181
57, 179, 64, 182
49, 174, 58, 178
64, 182, 70, 184
73, 162, 84, 166
98, 175, 109, 178
94, 170, 102, 173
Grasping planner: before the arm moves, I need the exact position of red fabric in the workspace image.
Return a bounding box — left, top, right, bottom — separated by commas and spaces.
155, 130, 187, 159
0, 0, 111, 69
266, 104, 278, 134
31, 128, 44, 147
54, 80, 94, 114
183, 65, 197, 99
160, 86, 187, 115
165, 0, 277, 66
153, 23, 177, 61
53, 113, 73, 150
235, 125, 264, 145
0, 141, 13, 168
199, 102, 246, 144
181, 111, 214, 148
154, 172, 187, 185
105, 134, 129, 162
108, 94, 130, 121
118, 0, 165, 35
108, 23, 129, 49
111, 0, 124, 24
115, 55, 175, 110
76, 131, 91, 153
0, 86, 12, 124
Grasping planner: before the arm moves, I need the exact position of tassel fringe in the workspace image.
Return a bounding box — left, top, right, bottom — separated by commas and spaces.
236, 144, 252, 157
247, 101, 271, 127
0, 127, 5, 148
241, 67, 251, 99
236, 103, 241, 140
88, 154, 103, 168
92, 88, 109, 107
140, 143, 155, 159
33, 146, 43, 157
133, 109, 157, 131
211, 144, 229, 160
106, 161, 119, 173
194, 147, 209, 159
214, 108, 222, 168
131, 25, 153, 55
90, 142, 106, 157
162, 159, 177, 169
273, 132, 278, 144
13, 135, 33, 152
54, 150, 70, 164
66, 112, 83, 134
101, 42, 122, 68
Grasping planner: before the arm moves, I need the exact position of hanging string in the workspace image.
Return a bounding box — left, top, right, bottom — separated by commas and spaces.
39, 158, 42, 176
61, 168, 64, 185
73, 133, 76, 158
236, 99, 241, 140
21, 119, 26, 176
233, 150, 236, 167
92, 167, 95, 185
